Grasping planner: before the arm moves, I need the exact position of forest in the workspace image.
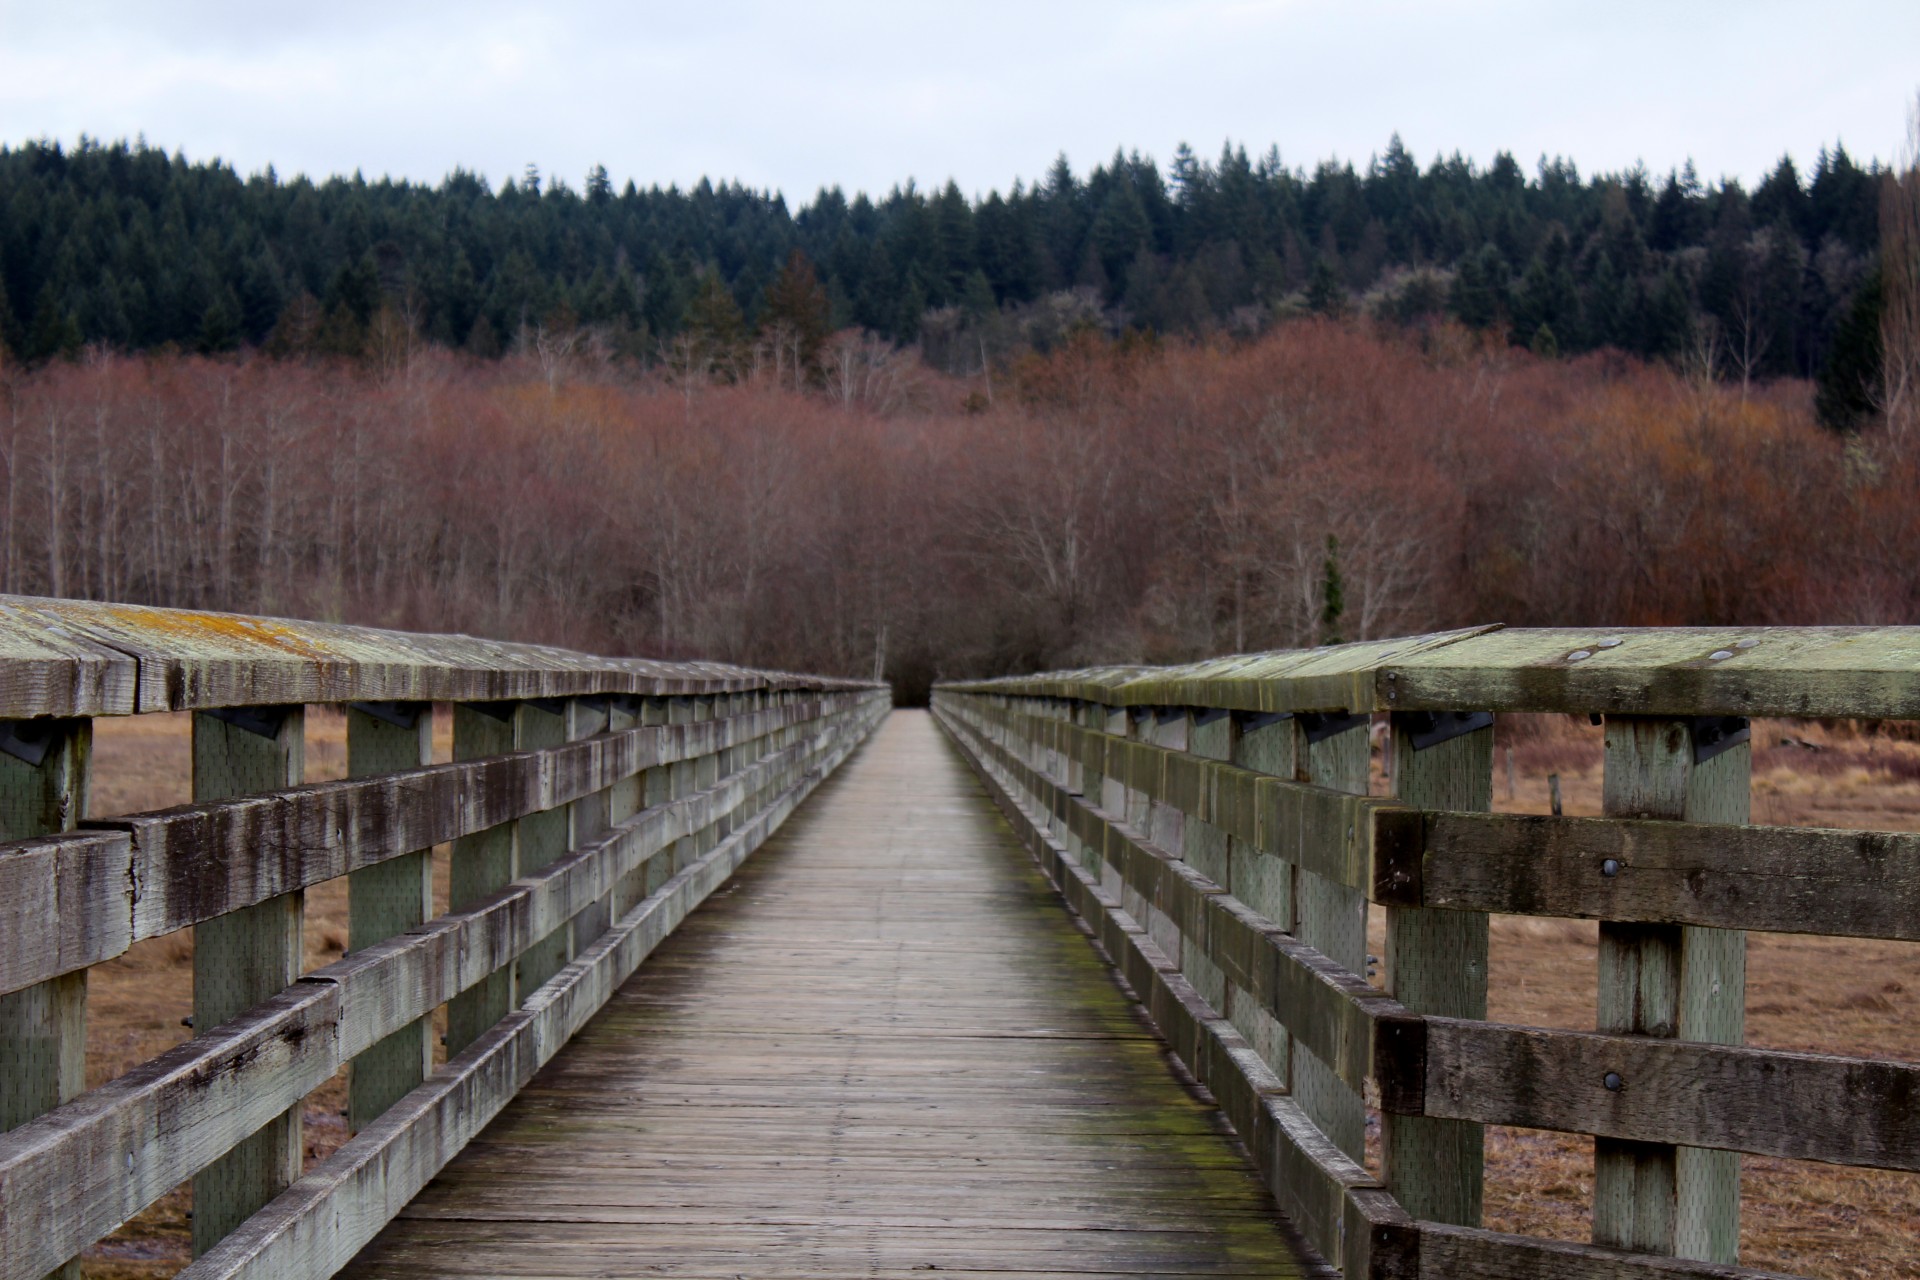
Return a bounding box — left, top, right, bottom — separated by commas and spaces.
2, 315, 1916, 702
1, 130, 1916, 699
0, 134, 1891, 408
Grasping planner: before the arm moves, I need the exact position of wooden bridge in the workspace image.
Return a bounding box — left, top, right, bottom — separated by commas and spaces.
1, 602, 1917, 1280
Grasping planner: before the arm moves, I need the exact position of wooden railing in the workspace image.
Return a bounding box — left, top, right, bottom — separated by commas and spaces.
933, 626, 1920, 1279
0, 596, 888, 1280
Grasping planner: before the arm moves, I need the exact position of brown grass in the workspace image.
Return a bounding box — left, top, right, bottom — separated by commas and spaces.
65, 712, 1920, 1276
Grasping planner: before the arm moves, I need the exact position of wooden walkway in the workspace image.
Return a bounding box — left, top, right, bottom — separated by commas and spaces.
339, 710, 1313, 1279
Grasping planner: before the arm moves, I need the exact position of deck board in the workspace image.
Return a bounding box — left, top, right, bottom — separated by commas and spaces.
338, 709, 1315, 1278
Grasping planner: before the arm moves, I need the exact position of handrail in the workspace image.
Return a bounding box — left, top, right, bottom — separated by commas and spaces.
0, 596, 889, 1280
934, 625, 1920, 1280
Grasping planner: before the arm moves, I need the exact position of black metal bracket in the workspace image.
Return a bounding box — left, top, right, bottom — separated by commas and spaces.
206, 705, 292, 740
1401, 710, 1495, 752
348, 701, 426, 731
1691, 716, 1750, 764
0, 719, 61, 767
1299, 710, 1367, 744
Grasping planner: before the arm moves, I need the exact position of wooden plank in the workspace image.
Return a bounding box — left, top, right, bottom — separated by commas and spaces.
191, 706, 305, 1258
1415, 1222, 1799, 1279
7, 594, 875, 714
1423, 1016, 1920, 1171
1381, 713, 1490, 1227
346, 702, 435, 1133
0, 695, 887, 1280
1594, 719, 1746, 1262
0, 701, 816, 998
1378, 625, 1920, 718
0, 717, 91, 1280
183, 704, 894, 1280
0, 602, 136, 717
1384, 807, 1920, 941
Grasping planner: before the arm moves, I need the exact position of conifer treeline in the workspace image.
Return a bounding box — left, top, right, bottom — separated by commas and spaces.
0, 134, 1885, 383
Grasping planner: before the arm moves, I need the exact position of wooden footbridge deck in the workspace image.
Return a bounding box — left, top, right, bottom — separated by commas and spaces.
5, 599, 1920, 1280
339, 710, 1309, 1278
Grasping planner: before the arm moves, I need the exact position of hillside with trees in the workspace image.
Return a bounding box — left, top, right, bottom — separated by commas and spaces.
0, 135, 1888, 409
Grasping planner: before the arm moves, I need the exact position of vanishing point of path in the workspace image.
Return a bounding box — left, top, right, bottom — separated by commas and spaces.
340, 710, 1313, 1278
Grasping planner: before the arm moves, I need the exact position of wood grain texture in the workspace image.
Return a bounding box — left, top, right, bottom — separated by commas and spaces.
225, 710, 1316, 1280
346, 703, 435, 1133
1415, 1222, 1800, 1279
0, 692, 891, 1280
1382, 714, 1490, 1228
191, 706, 305, 1258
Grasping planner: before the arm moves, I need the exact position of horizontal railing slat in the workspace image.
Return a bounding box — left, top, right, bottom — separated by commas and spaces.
0, 697, 885, 1280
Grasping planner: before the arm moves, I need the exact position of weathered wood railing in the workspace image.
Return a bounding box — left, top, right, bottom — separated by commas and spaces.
934, 626, 1920, 1279
0, 596, 888, 1280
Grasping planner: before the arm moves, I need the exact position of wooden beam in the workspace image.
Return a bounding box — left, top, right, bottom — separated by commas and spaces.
190, 706, 305, 1258
1382, 712, 1491, 1227
345, 702, 434, 1133
1380, 807, 1920, 941
0, 717, 91, 1280
1594, 718, 1746, 1263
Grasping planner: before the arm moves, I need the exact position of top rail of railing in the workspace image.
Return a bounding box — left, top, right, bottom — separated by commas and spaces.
939, 624, 1920, 718
0, 594, 877, 718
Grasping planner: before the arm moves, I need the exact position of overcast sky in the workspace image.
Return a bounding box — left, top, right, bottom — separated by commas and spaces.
2, 1, 1914, 203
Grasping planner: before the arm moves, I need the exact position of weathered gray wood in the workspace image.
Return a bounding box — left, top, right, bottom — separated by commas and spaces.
514, 701, 572, 1000
446, 702, 519, 1055
191, 706, 305, 1258
0, 692, 890, 1280
1384, 807, 1920, 940
565, 698, 613, 950
174, 698, 888, 1280
1423, 1016, 1920, 1170
346, 702, 434, 1133
4, 594, 868, 715
1382, 713, 1490, 1227
0, 718, 91, 1280
1291, 717, 1368, 1167
1595, 719, 1746, 1262
0, 700, 821, 999
1415, 1222, 1799, 1280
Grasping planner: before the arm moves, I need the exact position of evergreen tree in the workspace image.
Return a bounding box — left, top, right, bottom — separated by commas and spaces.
760, 248, 832, 375
1319, 535, 1344, 646
1816, 268, 1882, 432
1305, 257, 1344, 316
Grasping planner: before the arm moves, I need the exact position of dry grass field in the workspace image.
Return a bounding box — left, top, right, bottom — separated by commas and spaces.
65, 711, 1920, 1277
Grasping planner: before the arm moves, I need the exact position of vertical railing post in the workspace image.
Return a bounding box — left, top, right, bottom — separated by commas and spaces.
446, 701, 519, 1055
1383, 711, 1494, 1225
641, 696, 673, 895
0, 716, 91, 1280
1595, 717, 1747, 1260
565, 696, 613, 949
514, 699, 574, 999
606, 696, 644, 920
191, 705, 304, 1257
345, 701, 434, 1131
1229, 711, 1294, 1085
1290, 712, 1368, 1164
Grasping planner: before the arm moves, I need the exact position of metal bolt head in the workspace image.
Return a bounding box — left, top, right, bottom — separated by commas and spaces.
1601, 858, 1621, 878
1735, 637, 1759, 649
1598, 637, 1624, 649
1567, 649, 1593, 662
1708, 650, 1734, 661
1604, 1071, 1624, 1092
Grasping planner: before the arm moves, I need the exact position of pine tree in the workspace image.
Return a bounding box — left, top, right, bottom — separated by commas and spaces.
1319, 535, 1345, 646
1305, 257, 1344, 316
760, 248, 832, 378
1816, 268, 1882, 432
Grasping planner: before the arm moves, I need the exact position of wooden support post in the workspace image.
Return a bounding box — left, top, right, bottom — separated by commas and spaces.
641, 697, 673, 896
1229, 712, 1294, 1086
1290, 714, 1369, 1165
1384, 713, 1493, 1225
0, 717, 90, 1280
566, 697, 612, 949
446, 702, 519, 1056
191, 706, 304, 1257
514, 700, 572, 1000
606, 697, 645, 920
1594, 717, 1747, 1261
346, 702, 434, 1132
